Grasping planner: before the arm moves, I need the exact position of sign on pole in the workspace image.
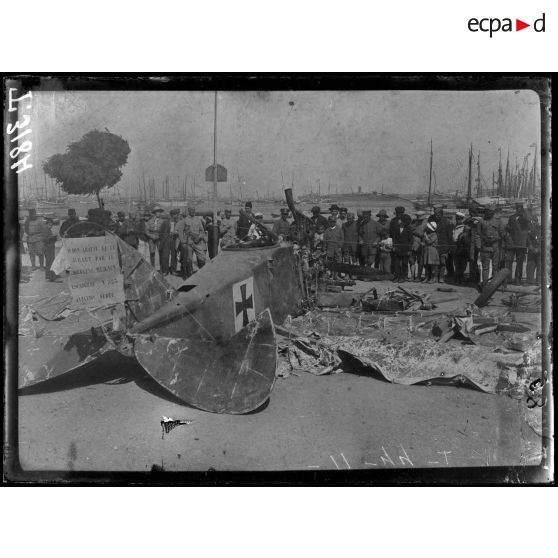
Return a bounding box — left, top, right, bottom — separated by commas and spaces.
65, 236, 125, 308
205, 164, 227, 182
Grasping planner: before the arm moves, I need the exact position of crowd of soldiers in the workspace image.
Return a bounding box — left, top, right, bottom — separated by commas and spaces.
21, 199, 541, 287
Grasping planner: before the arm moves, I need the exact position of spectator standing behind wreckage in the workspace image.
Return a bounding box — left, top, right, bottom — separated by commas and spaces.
236, 201, 253, 240
507, 203, 530, 285
24, 208, 45, 269
146, 205, 164, 267
176, 206, 207, 278
219, 208, 237, 248
410, 211, 427, 281
324, 215, 344, 278
342, 212, 359, 264
42, 218, 61, 282
526, 208, 541, 285
272, 208, 291, 240
452, 212, 469, 284
310, 206, 328, 231
479, 206, 503, 288
422, 221, 439, 283
359, 209, 388, 267
59, 208, 80, 238
430, 204, 453, 283
378, 229, 392, 274
392, 213, 413, 282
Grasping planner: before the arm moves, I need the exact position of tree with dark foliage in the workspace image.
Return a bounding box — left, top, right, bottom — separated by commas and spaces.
42, 130, 131, 208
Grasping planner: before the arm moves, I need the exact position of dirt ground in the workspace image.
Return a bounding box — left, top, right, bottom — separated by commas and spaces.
15, 262, 546, 475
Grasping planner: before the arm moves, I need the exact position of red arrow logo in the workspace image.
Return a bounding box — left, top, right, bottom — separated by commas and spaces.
516, 19, 530, 31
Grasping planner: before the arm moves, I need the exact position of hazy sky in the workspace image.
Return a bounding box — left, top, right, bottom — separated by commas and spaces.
24, 89, 541, 198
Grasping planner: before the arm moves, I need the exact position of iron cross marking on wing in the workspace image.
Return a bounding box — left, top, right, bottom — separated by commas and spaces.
235, 283, 254, 327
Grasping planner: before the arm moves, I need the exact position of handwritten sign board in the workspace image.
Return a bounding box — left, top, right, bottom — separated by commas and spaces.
65, 236, 125, 308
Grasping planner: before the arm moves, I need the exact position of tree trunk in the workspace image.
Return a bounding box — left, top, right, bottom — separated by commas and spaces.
96, 190, 103, 208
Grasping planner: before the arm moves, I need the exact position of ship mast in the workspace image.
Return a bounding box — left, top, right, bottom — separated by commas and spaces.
427, 138, 433, 207
466, 143, 473, 202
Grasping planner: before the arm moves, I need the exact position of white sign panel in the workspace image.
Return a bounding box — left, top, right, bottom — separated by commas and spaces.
232, 276, 255, 332
65, 236, 125, 309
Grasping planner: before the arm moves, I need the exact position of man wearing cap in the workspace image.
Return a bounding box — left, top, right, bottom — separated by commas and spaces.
146, 206, 164, 267
24, 208, 45, 269
236, 201, 253, 240
177, 206, 207, 277
360, 209, 389, 267
507, 203, 530, 284
479, 207, 503, 286
342, 212, 359, 264
410, 211, 427, 281
273, 208, 291, 239
452, 212, 469, 284
430, 204, 453, 282
310, 206, 328, 232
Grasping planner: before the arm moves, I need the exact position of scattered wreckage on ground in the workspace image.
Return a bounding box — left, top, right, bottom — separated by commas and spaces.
18, 190, 545, 430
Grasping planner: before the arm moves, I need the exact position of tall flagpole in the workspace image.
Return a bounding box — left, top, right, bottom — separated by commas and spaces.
427, 138, 433, 207
213, 91, 218, 201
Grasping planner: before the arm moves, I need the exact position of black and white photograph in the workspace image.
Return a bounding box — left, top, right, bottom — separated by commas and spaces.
3, 76, 552, 482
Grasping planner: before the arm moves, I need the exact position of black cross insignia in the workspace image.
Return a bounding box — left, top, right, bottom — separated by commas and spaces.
235, 282, 254, 327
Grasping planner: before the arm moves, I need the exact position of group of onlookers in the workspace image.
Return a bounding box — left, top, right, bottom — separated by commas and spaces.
308, 202, 541, 286
21, 199, 542, 287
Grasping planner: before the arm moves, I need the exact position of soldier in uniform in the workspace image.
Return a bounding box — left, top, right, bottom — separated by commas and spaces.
342, 212, 359, 264
24, 208, 45, 269
324, 215, 344, 278
146, 206, 164, 267
479, 206, 503, 286
526, 209, 541, 285
177, 206, 207, 277
452, 212, 469, 284
219, 208, 237, 248
430, 204, 453, 283
272, 207, 291, 239
360, 209, 388, 267
507, 203, 530, 284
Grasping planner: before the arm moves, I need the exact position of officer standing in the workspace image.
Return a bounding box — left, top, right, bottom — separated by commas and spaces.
479, 206, 503, 286
177, 206, 207, 277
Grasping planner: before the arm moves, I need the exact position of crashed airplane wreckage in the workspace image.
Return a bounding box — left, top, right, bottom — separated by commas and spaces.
19, 189, 543, 420
19, 204, 305, 414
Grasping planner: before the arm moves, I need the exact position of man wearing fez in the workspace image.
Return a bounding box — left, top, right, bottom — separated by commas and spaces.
59, 208, 80, 238
272, 207, 291, 239
236, 201, 253, 240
